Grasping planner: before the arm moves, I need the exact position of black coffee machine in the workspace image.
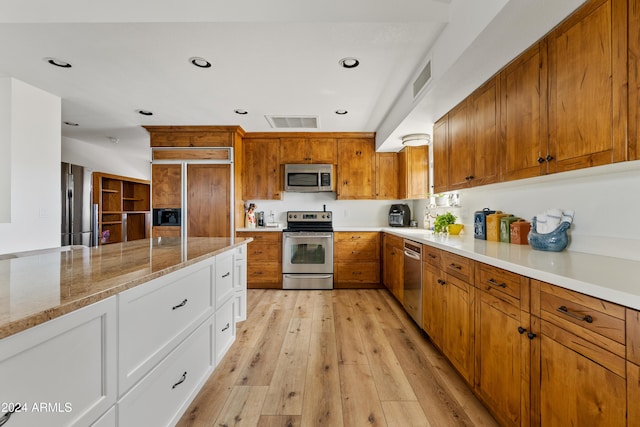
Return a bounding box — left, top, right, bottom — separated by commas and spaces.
388, 204, 411, 227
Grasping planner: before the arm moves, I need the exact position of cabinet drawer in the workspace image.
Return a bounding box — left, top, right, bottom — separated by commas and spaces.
247, 262, 281, 283
335, 262, 380, 283
118, 260, 214, 394
539, 282, 625, 348
247, 243, 280, 261
118, 316, 215, 427
0, 298, 117, 427
215, 298, 236, 364
422, 245, 442, 269
441, 251, 474, 282
476, 263, 525, 303
239, 232, 281, 243
215, 250, 234, 309
335, 231, 380, 244
335, 240, 380, 261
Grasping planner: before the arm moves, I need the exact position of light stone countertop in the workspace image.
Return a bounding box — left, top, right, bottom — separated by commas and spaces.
0, 237, 251, 339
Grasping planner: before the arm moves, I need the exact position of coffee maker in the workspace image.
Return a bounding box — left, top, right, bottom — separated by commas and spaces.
388, 204, 411, 227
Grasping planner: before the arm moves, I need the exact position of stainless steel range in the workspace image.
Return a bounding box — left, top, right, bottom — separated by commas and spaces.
282, 210, 333, 290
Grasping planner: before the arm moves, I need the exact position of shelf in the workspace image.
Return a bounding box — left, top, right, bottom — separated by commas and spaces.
102, 189, 119, 193
101, 221, 123, 225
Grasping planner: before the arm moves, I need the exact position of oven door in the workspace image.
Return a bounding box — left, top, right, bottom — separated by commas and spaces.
282, 232, 333, 274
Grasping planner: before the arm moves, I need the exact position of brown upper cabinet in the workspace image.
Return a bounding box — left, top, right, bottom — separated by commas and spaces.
630, 0, 640, 161
242, 138, 281, 200
152, 164, 182, 208
336, 137, 376, 199
547, 0, 627, 172
145, 126, 241, 147
279, 137, 337, 164
398, 145, 429, 199
375, 152, 400, 200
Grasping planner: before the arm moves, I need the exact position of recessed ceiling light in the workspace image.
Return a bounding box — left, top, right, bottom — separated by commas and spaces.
234, 109, 248, 115
45, 57, 72, 68
335, 109, 348, 115
189, 57, 212, 68
339, 57, 360, 69
137, 110, 153, 116
63, 121, 79, 126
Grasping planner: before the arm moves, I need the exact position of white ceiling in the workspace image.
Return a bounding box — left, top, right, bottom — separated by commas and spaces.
0, 0, 586, 161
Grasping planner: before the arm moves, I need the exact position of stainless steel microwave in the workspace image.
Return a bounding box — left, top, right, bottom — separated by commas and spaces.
284, 164, 333, 192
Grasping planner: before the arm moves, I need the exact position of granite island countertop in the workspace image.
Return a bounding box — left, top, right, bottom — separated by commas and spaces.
0, 236, 251, 339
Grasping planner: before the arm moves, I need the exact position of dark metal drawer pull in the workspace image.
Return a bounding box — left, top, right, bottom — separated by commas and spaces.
437, 279, 446, 286
172, 371, 187, 389
221, 323, 230, 332
518, 326, 526, 334
428, 253, 437, 259
449, 263, 462, 270
488, 278, 507, 288
556, 306, 593, 323
172, 299, 188, 310
222, 272, 231, 278
0, 404, 22, 426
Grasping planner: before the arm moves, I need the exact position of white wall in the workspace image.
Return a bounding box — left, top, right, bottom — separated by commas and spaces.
62, 137, 151, 181
0, 80, 11, 223
0, 78, 61, 255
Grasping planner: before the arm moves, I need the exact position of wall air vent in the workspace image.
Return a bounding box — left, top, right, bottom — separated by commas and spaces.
413, 59, 432, 98
265, 115, 319, 129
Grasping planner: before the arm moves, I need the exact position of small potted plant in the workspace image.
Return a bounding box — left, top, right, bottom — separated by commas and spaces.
433, 212, 457, 234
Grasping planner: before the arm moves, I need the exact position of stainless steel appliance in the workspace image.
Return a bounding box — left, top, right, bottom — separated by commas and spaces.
284, 164, 333, 192
403, 239, 422, 324
61, 162, 98, 247
153, 208, 181, 226
282, 210, 333, 290
389, 204, 411, 227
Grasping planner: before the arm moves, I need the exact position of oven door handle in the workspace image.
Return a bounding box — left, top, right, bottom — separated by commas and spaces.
284, 234, 333, 239
283, 274, 333, 279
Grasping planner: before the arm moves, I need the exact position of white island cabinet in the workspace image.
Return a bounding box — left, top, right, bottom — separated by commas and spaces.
0, 297, 117, 427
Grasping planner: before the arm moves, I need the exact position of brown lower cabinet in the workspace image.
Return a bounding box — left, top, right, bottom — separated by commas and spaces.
333, 232, 382, 288
382, 233, 404, 301
236, 231, 281, 288
380, 232, 640, 426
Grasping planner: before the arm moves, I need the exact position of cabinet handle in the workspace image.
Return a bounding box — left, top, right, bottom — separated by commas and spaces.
437, 279, 446, 285
172, 299, 188, 310
556, 306, 593, 323
465, 175, 474, 181
221, 323, 230, 332
428, 253, 437, 259
487, 278, 507, 288
527, 331, 537, 340
172, 371, 187, 389
518, 326, 527, 334
449, 263, 462, 270
545, 154, 554, 162
0, 404, 22, 426
222, 272, 231, 278
537, 157, 545, 164
351, 235, 361, 239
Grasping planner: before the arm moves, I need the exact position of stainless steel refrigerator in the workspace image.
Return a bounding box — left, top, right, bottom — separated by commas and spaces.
61, 162, 98, 246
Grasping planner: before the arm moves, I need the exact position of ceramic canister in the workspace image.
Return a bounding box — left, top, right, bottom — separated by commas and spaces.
500, 216, 520, 243
486, 213, 510, 242
473, 208, 497, 240
510, 220, 531, 245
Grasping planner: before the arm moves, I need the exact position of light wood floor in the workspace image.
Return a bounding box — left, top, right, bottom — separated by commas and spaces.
176, 289, 498, 426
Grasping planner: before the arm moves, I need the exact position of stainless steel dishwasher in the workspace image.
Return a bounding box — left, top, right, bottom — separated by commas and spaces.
403, 239, 422, 325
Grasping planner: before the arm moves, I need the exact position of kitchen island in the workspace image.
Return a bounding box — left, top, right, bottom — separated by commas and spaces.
0, 236, 250, 427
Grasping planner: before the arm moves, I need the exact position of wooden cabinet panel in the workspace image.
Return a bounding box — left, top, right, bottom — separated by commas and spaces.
432, 115, 449, 193
476, 262, 527, 307
398, 146, 429, 199
441, 251, 474, 282
186, 164, 231, 238
307, 137, 337, 164
421, 263, 446, 349
334, 232, 380, 288
375, 152, 399, 199
337, 138, 375, 199
628, 308, 640, 365
442, 275, 474, 382
547, 0, 627, 172
500, 42, 548, 182
152, 226, 181, 238
447, 99, 473, 190
422, 245, 441, 269
243, 138, 281, 200
279, 137, 336, 164
147, 127, 234, 147
152, 164, 182, 208
238, 232, 282, 288
470, 77, 500, 186
629, 362, 640, 427
630, 0, 640, 161
382, 233, 403, 300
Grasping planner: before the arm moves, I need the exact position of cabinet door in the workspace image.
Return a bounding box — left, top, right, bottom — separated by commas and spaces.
279, 137, 308, 163
470, 77, 500, 186
547, 0, 627, 173
187, 164, 231, 237
375, 152, 399, 200
447, 100, 473, 190
630, 0, 640, 161
475, 290, 530, 427
443, 275, 474, 382
629, 362, 640, 427
421, 264, 445, 349
432, 115, 449, 193
152, 164, 182, 208
337, 138, 375, 199
399, 146, 429, 199
243, 138, 281, 200
500, 43, 548, 182
307, 137, 337, 164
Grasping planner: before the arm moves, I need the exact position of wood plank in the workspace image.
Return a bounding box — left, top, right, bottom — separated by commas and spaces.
381, 401, 431, 427
257, 416, 302, 427
262, 317, 312, 415
339, 363, 387, 426
301, 332, 344, 426
214, 386, 268, 426
311, 291, 335, 334
332, 291, 368, 365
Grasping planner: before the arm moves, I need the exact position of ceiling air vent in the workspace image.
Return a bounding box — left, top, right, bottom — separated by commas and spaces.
413, 59, 432, 98
265, 115, 319, 129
